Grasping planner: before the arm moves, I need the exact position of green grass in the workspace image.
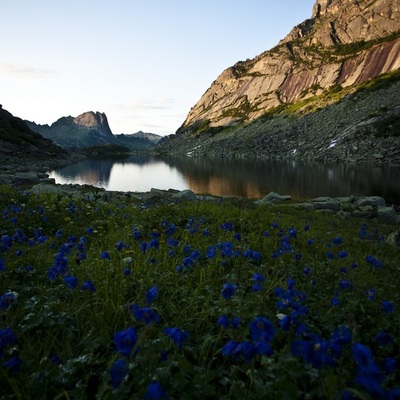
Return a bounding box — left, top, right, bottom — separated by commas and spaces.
0, 185, 399, 399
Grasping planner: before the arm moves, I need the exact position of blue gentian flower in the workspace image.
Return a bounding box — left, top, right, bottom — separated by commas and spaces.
216, 315, 229, 329
291, 334, 340, 369
332, 236, 343, 245
0, 327, 16, 351
100, 251, 110, 260
143, 381, 168, 400
251, 272, 265, 282
0, 292, 18, 311
163, 327, 189, 350
381, 300, 395, 313
366, 289, 376, 301
375, 332, 393, 347
366, 255, 383, 268
123, 268, 131, 276
132, 304, 160, 325
113, 327, 138, 357
64, 275, 78, 290
382, 357, 397, 374
221, 283, 236, 300
81, 280, 96, 292
339, 279, 352, 290
146, 285, 159, 305
166, 237, 179, 247
249, 317, 275, 342
337, 250, 348, 259
110, 359, 127, 389
252, 283, 263, 292
331, 298, 340, 306
206, 245, 217, 259
2, 356, 21, 374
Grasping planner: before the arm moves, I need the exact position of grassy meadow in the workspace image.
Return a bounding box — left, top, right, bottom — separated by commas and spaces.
0, 184, 399, 399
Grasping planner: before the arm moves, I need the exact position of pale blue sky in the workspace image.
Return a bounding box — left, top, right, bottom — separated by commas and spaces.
1, 1, 316, 136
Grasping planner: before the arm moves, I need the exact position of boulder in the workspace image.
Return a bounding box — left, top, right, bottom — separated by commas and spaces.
255, 192, 291, 205
386, 231, 400, 247
171, 189, 198, 201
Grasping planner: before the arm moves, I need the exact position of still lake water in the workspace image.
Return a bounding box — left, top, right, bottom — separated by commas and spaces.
48, 155, 400, 204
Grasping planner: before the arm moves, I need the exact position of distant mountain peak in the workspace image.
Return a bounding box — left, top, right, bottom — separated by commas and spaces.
74, 111, 109, 129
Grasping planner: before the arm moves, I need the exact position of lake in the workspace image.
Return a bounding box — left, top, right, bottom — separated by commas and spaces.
48, 155, 400, 204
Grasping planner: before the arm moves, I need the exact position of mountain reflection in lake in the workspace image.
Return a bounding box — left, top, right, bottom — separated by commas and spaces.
48, 155, 400, 204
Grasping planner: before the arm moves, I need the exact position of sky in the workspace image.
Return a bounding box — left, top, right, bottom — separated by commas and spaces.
1, 0, 316, 136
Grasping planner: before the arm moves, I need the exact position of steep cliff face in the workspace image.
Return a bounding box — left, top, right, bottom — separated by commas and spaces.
27, 112, 160, 151
180, 0, 400, 134
27, 111, 116, 149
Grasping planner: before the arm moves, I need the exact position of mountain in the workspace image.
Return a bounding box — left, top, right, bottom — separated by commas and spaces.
0, 105, 69, 172
114, 131, 161, 151
26, 112, 160, 151
157, 0, 400, 164
26, 111, 118, 149
178, 0, 400, 133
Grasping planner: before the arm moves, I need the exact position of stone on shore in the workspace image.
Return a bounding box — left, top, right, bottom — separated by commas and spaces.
255, 192, 292, 205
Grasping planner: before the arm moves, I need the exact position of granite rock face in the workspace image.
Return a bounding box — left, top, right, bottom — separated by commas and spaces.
179, 0, 400, 133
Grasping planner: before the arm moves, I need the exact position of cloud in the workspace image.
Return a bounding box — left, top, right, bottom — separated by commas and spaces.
112, 96, 176, 112
0, 62, 55, 79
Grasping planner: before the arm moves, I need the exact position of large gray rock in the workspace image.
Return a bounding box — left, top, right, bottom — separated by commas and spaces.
255, 192, 291, 205
171, 189, 198, 201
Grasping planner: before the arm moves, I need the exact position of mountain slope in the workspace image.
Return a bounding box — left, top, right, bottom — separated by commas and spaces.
26, 111, 118, 149
27, 112, 160, 151
177, 0, 400, 134
158, 71, 400, 164
0, 105, 68, 171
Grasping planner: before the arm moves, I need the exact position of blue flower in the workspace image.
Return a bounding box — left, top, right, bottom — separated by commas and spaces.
332, 236, 343, 245
251, 283, 263, 292
366, 288, 376, 301
331, 298, 340, 306
146, 285, 159, 305
100, 251, 110, 260
115, 241, 125, 251
221, 283, 236, 300
163, 327, 189, 350
2, 356, 21, 374
216, 315, 229, 329
0, 327, 16, 354
0, 292, 18, 311
331, 326, 352, 346
206, 245, 217, 259
339, 279, 352, 290
291, 334, 340, 369
249, 317, 275, 343
366, 255, 383, 268
113, 327, 137, 357
337, 250, 348, 259
81, 280, 96, 292
381, 300, 395, 313
0, 258, 5, 272
375, 332, 393, 347
132, 304, 160, 325
64, 275, 78, 290
144, 381, 168, 400
123, 268, 131, 276
166, 237, 179, 247
110, 359, 127, 389
251, 272, 265, 282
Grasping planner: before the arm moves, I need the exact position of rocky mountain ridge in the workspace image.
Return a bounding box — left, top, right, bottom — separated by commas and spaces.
26, 112, 160, 150
178, 0, 400, 134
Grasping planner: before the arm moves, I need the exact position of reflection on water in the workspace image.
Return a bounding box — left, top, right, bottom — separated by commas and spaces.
48, 155, 400, 203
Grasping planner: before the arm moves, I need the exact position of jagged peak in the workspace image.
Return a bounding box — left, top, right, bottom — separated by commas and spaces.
73, 111, 109, 128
